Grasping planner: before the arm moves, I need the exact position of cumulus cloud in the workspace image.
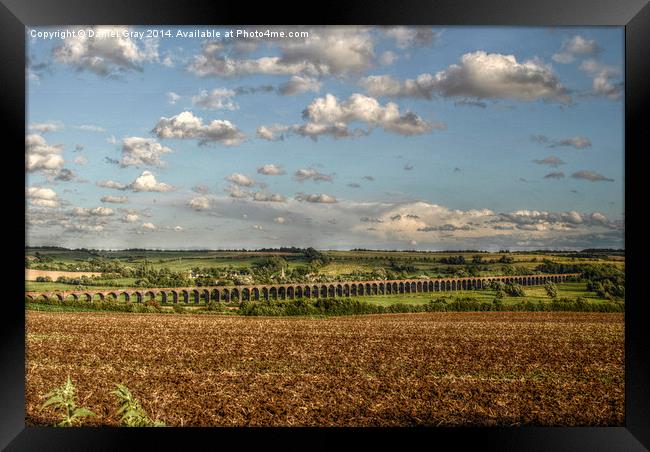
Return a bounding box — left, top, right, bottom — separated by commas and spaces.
130, 170, 174, 192
142, 222, 156, 231
52, 26, 158, 77
71, 206, 114, 217
187, 27, 375, 78
226, 173, 255, 187
295, 193, 338, 203
225, 185, 251, 199
257, 164, 286, 175
122, 213, 139, 223
191, 88, 238, 110
256, 124, 290, 141
26, 186, 60, 208
552, 35, 600, 64
293, 168, 333, 182
382, 26, 441, 49
278, 75, 322, 95
120, 137, 172, 168
285, 93, 437, 140
360, 51, 571, 104
26, 134, 65, 175
152, 111, 245, 146
531, 134, 591, 149
101, 195, 128, 203
54, 168, 76, 182
98, 171, 173, 192
97, 179, 128, 190
579, 59, 623, 100
571, 170, 614, 182
188, 196, 211, 210
533, 155, 566, 167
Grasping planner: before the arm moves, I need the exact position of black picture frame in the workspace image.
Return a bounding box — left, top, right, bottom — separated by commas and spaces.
3, 0, 648, 449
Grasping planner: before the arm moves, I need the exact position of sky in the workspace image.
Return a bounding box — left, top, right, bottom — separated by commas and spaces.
25, 26, 624, 251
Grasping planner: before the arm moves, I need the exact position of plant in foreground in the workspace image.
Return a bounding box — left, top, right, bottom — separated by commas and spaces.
112, 384, 165, 427
40, 375, 96, 426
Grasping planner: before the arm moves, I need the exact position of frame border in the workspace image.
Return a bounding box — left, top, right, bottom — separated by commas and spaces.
3, 0, 648, 449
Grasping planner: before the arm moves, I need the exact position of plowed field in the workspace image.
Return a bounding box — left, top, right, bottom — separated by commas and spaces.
26, 311, 624, 426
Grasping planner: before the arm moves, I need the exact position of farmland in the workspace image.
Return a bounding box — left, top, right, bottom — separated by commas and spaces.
24, 247, 625, 427
26, 310, 624, 427
24, 247, 624, 292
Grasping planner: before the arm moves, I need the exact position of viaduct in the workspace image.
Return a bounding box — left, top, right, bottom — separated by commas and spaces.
25, 273, 580, 304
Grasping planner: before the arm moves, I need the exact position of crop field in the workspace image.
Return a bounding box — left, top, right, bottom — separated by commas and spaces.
26, 310, 624, 427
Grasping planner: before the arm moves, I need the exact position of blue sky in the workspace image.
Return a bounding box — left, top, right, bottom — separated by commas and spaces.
25, 26, 624, 250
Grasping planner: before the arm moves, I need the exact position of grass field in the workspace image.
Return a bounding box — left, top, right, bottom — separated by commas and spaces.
26, 310, 624, 427
25, 248, 625, 279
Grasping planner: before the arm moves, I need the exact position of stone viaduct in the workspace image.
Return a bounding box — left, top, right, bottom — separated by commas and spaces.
25, 273, 580, 304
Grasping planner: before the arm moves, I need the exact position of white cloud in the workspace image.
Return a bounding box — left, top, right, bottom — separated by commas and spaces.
130, 170, 173, 192
26, 186, 60, 208
29, 121, 64, 133
101, 195, 128, 203
294, 168, 333, 182
191, 88, 238, 110
271, 93, 437, 140
120, 137, 172, 168
383, 27, 440, 49
361, 51, 571, 104
142, 222, 156, 231
97, 180, 128, 190
256, 124, 290, 141
226, 173, 255, 187
279, 75, 321, 95
174, 225, 184, 231
122, 213, 139, 223
152, 111, 246, 146
75, 124, 106, 133
187, 27, 375, 78
71, 206, 114, 217
579, 59, 623, 100
552, 35, 600, 64
295, 193, 338, 203
225, 185, 251, 199
26, 134, 65, 175
52, 26, 158, 77
531, 134, 592, 149
188, 196, 211, 210
274, 216, 286, 224
257, 164, 286, 175
166, 91, 181, 105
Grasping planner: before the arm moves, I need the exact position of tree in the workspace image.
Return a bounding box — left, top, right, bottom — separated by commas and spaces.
544, 281, 558, 299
